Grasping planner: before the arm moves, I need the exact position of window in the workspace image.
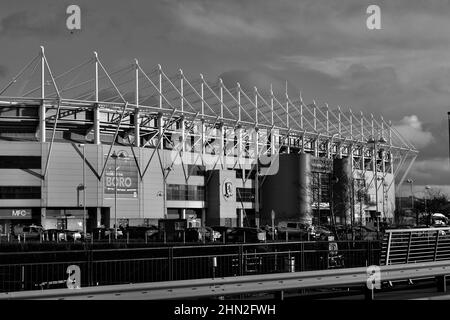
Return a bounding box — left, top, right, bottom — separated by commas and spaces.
236, 188, 255, 202
311, 172, 330, 203
0, 186, 41, 199
187, 165, 205, 176
167, 184, 204, 201
0, 156, 41, 169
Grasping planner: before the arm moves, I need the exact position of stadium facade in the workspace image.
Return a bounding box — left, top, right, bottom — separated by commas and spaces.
0, 47, 418, 233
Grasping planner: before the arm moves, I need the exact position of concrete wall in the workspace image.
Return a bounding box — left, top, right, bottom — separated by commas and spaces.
206, 169, 237, 226
260, 153, 313, 225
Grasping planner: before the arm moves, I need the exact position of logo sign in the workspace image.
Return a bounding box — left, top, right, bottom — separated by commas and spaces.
104, 151, 138, 198
0, 209, 32, 219
222, 179, 233, 200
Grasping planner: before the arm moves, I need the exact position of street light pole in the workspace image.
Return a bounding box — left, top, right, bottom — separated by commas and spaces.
425, 185, 431, 226
114, 154, 118, 240
82, 145, 86, 239
406, 179, 415, 224
373, 140, 379, 232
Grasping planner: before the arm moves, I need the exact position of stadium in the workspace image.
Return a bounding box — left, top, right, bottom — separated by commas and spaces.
0, 47, 418, 234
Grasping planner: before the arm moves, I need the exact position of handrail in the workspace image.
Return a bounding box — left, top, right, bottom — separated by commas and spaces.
1, 260, 449, 300
385, 227, 450, 233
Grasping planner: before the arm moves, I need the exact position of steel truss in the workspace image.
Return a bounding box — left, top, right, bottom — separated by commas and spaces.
0, 47, 418, 193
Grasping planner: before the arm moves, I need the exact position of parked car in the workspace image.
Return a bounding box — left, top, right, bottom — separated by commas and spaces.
277, 221, 311, 240
261, 225, 278, 240
58, 230, 82, 241
124, 226, 158, 239
210, 226, 234, 241
351, 226, 378, 240
44, 229, 67, 241
310, 225, 332, 240
15, 225, 44, 240
93, 227, 124, 239
185, 227, 221, 242
227, 227, 266, 243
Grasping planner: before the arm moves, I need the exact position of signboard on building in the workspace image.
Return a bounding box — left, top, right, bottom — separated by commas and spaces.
0, 209, 32, 219
104, 150, 138, 198
311, 157, 333, 173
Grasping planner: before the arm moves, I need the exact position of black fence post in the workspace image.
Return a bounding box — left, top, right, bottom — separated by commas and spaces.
300, 242, 305, 272
169, 247, 174, 281
436, 275, 447, 292
239, 245, 244, 276
363, 286, 374, 300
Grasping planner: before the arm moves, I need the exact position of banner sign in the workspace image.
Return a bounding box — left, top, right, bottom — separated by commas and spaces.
0, 209, 32, 219
311, 157, 333, 173
104, 150, 138, 198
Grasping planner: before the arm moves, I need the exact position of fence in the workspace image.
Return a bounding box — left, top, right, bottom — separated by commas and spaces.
380, 227, 450, 265
0, 240, 380, 293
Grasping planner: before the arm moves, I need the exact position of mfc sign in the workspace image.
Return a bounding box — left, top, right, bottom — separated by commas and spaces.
0, 209, 32, 219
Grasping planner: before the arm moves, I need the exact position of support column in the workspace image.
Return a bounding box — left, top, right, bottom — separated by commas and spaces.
134, 59, 140, 148
94, 52, 100, 145
254, 128, 260, 228
158, 113, 164, 151
40, 208, 46, 228
96, 207, 102, 227
40, 47, 46, 143
201, 208, 206, 227
238, 208, 244, 227
39, 102, 46, 142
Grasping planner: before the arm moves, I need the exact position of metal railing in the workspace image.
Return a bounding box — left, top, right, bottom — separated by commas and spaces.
0, 240, 380, 293
2, 260, 450, 300
380, 227, 450, 265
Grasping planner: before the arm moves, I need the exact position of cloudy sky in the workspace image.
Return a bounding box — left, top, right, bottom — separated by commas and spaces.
0, 0, 449, 196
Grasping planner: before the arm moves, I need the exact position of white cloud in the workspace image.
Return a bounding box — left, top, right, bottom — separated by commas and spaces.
393, 115, 434, 149
173, 2, 279, 40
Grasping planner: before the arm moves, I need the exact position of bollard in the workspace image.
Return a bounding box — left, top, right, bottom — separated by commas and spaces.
164, 231, 166, 244
108, 233, 111, 244
243, 232, 246, 243
18, 234, 20, 243
183, 231, 185, 244
223, 231, 226, 244
286, 231, 288, 242
23, 233, 26, 243
212, 256, 217, 279
127, 232, 129, 244
7, 233, 10, 243
145, 233, 148, 244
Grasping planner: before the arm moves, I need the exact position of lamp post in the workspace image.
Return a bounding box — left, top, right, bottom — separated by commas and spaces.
330, 176, 339, 239
425, 185, 431, 226
111, 151, 125, 239
406, 179, 415, 224
79, 144, 86, 239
